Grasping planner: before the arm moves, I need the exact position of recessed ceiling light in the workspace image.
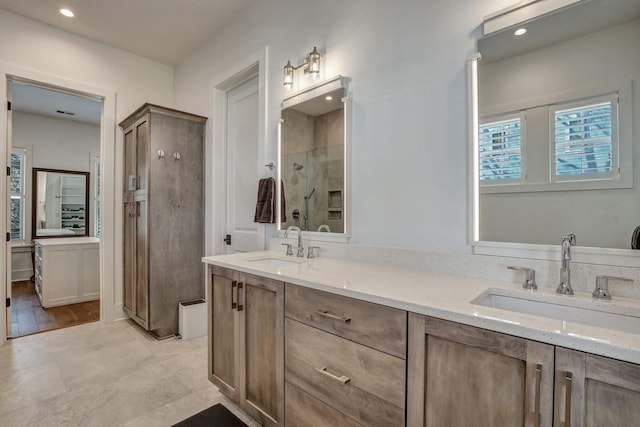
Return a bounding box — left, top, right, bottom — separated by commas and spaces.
514, 28, 527, 36
59, 8, 75, 18
325, 96, 333, 101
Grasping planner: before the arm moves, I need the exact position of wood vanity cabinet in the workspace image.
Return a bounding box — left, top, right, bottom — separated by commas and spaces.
208, 265, 284, 427
120, 104, 206, 338
554, 347, 640, 426
407, 313, 555, 427
284, 285, 407, 427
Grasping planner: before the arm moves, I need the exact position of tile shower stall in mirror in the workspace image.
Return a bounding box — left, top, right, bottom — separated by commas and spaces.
280, 87, 345, 233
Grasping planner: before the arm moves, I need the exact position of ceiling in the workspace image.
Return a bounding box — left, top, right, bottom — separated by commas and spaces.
11, 82, 102, 125
2, 1, 253, 124
478, 0, 640, 63
0, 0, 252, 66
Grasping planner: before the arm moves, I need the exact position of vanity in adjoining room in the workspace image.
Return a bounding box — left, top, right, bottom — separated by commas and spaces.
33, 237, 99, 308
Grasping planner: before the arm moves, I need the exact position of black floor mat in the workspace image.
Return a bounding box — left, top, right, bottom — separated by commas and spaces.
171, 403, 248, 427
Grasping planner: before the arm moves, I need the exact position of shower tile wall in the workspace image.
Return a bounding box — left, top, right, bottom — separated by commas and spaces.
281, 108, 344, 233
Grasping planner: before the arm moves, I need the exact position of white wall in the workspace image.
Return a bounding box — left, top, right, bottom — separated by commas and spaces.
14, 112, 100, 172
0, 9, 175, 328
174, 0, 516, 253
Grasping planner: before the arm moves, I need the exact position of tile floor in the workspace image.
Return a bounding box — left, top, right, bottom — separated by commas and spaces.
0, 320, 259, 427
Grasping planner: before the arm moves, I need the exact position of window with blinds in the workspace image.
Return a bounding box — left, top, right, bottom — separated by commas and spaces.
552, 94, 617, 181
479, 113, 524, 183
10, 147, 26, 244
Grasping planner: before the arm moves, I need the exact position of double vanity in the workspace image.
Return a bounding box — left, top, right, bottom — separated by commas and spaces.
203, 250, 640, 426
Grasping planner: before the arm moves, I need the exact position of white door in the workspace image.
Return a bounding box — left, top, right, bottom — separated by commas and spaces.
224, 75, 264, 254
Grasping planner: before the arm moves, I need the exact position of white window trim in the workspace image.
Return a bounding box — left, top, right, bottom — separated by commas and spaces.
549, 93, 618, 185
10, 147, 27, 246
479, 80, 632, 194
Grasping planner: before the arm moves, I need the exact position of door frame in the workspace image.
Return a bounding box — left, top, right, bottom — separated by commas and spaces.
0, 63, 117, 344
207, 47, 269, 263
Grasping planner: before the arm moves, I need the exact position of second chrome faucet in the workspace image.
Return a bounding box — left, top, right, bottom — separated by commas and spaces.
557, 233, 576, 295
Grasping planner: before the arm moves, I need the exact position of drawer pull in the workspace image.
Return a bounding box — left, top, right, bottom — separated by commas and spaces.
316, 309, 351, 323
316, 366, 350, 384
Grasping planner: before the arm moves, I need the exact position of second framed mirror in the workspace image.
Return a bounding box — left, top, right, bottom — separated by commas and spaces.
278, 76, 351, 240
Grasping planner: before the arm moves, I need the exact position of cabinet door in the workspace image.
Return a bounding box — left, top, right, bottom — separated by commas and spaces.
123, 202, 135, 316
134, 198, 149, 325
408, 314, 554, 427
554, 347, 640, 427
123, 125, 136, 193
123, 117, 149, 194
134, 118, 148, 192
239, 273, 284, 427
209, 267, 239, 401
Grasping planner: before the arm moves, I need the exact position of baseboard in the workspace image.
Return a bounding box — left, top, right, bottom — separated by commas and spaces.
11, 269, 32, 282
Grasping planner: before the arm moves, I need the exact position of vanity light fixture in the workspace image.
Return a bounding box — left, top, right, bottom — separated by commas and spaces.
283, 46, 322, 90
514, 28, 527, 36
59, 8, 75, 18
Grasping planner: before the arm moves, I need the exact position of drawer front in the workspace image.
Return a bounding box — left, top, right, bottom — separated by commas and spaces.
285, 318, 405, 427
285, 284, 407, 358
285, 382, 362, 427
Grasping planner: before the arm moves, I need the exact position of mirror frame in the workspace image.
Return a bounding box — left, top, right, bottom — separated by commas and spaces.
468, 28, 640, 268
32, 168, 90, 239
277, 75, 352, 242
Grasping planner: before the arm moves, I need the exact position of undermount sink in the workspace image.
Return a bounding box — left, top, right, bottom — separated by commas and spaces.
471, 289, 640, 335
246, 257, 306, 268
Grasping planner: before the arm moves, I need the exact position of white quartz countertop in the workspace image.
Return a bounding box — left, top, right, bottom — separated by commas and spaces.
202, 251, 640, 364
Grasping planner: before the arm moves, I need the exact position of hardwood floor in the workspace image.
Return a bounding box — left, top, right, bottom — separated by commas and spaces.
9, 280, 99, 338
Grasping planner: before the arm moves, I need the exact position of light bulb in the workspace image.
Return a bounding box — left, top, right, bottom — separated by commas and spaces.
59, 8, 75, 18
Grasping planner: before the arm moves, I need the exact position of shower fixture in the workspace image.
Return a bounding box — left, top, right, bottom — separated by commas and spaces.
303, 188, 316, 231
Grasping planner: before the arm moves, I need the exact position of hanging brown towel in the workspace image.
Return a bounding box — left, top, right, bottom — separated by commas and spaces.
254, 177, 286, 223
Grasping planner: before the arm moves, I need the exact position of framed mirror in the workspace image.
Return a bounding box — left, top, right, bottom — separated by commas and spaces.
470, 0, 640, 264
32, 168, 89, 238
278, 75, 351, 239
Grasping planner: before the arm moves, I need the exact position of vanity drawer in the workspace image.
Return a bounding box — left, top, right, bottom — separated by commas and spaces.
285, 284, 407, 358
285, 382, 362, 427
285, 318, 405, 427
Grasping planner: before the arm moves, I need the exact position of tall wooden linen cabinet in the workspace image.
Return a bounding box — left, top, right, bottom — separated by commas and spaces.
120, 104, 207, 339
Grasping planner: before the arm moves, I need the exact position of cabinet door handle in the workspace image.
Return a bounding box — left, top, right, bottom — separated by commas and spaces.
237, 282, 243, 311
128, 175, 137, 191
315, 366, 350, 384
231, 280, 237, 309
532, 364, 542, 427
316, 309, 351, 323
559, 371, 572, 427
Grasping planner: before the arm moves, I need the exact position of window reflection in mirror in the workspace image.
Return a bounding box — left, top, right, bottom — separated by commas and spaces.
280, 81, 347, 234
475, 0, 639, 249
32, 168, 89, 238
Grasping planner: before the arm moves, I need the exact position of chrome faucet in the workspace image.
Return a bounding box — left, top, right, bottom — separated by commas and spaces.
556, 233, 576, 295
284, 226, 304, 257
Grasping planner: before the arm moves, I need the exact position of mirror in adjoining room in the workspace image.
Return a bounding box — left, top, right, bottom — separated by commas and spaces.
474, 0, 640, 250
278, 76, 350, 236
32, 168, 89, 238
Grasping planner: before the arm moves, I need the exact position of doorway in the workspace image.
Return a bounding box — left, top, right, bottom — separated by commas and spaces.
223, 74, 263, 254
6, 78, 103, 339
